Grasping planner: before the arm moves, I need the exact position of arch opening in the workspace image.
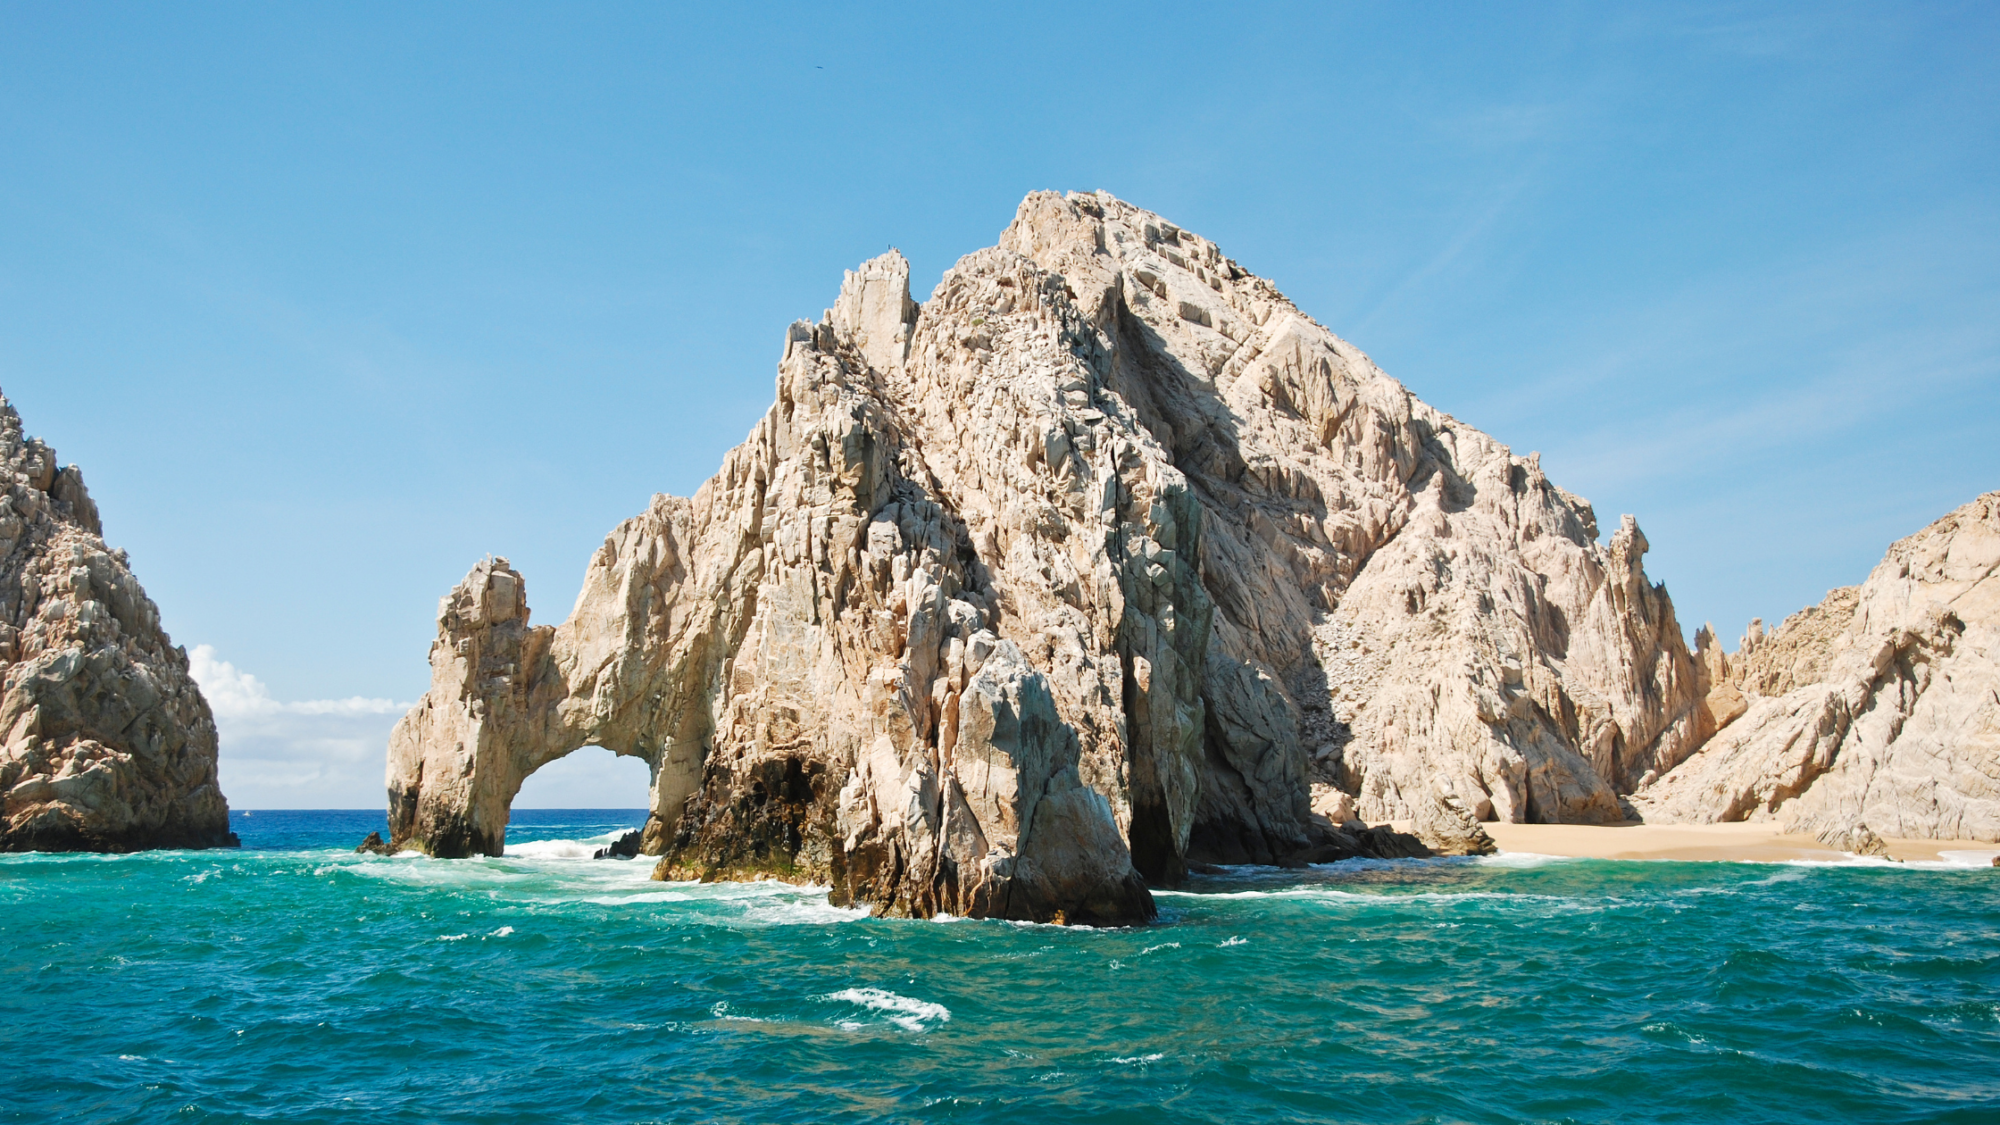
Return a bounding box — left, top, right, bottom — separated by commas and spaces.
512, 746, 654, 812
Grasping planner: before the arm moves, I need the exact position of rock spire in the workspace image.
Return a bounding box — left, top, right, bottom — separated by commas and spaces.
0, 392, 236, 852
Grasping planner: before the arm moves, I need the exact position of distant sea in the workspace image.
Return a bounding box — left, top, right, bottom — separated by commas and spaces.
3, 808, 1996, 1123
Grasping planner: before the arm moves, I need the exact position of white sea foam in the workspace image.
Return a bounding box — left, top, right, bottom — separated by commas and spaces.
821, 987, 951, 1032
741, 896, 873, 926
1111, 1053, 1165, 1064
503, 839, 606, 860
1154, 886, 1603, 914
1477, 851, 1576, 867
1218, 936, 1248, 947
581, 891, 693, 905
1138, 942, 1181, 955
684, 881, 873, 926
708, 1001, 776, 1023
489, 926, 515, 937
1932, 849, 2000, 868
437, 933, 469, 942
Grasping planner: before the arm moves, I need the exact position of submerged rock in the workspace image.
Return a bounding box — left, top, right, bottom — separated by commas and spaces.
0, 392, 235, 853
594, 830, 642, 860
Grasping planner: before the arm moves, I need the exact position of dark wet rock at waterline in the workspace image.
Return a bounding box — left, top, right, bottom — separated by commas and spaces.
594, 830, 642, 860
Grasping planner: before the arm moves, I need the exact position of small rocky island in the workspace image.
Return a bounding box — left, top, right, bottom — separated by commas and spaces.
381, 192, 1997, 921
0, 393, 236, 851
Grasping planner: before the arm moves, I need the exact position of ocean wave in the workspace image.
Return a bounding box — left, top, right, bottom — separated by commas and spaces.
1153, 886, 1587, 907
503, 839, 608, 860
579, 890, 693, 905
736, 895, 874, 927
819, 987, 951, 1032
1477, 851, 1578, 867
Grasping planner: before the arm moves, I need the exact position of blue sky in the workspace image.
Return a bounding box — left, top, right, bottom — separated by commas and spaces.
3, 3, 1994, 807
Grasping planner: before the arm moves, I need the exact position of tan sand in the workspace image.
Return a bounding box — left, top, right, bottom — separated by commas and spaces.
1477, 821, 2000, 864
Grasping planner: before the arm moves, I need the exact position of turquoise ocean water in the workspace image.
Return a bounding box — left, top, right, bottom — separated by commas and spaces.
4, 809, 1997, 1124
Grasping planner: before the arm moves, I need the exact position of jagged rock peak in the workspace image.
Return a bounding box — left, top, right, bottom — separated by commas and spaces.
0, 391, 235, 852
384, 190, 1716, 920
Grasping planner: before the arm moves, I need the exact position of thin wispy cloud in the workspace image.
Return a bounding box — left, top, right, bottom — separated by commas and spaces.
1348, 166, 1542, 339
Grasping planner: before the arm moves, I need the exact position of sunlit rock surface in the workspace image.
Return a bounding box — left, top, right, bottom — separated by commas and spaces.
385, 191, 1992, 921
1634, 492, 2000, 841
0, 393, 235, 852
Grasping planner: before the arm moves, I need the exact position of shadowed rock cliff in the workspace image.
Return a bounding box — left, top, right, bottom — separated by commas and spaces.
0, 392, 236, 852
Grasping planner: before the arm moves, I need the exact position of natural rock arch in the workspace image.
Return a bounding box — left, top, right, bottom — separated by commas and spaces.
384, 557, 693, 858
383, 192, 1728, 921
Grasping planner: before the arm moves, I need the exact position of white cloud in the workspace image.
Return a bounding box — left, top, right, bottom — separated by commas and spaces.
188, 646, 654, 811
190, 645, 411, 810
190, 644, 407, 722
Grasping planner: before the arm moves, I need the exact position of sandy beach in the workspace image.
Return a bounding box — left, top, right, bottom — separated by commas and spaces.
1477, 821, 2000, 865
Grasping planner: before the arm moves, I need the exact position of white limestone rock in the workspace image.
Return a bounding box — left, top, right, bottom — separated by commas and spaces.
382, 194, 1744, 919
1633, 491, 2000, 841
1002, 193, 1704, 841
0, 393, 235, 852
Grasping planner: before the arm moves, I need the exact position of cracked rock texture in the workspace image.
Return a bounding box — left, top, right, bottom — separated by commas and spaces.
0, 393, 235, 852
1633, 492, 2000, 841
383, 191, 1864, 920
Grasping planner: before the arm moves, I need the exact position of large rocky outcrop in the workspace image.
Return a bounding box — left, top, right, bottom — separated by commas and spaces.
0, 393, 236, 852
1632, 492, 2000, 841
386, 191, 1716, 919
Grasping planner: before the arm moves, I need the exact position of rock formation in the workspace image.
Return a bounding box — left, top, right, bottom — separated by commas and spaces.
386, 191, 1724, 920
1632, 491, 2000, 842
0, 392, 236, 852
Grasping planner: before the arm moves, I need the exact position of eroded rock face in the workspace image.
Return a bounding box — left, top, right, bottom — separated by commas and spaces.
1633, 492, 2000, 841
385, 192, 1720, 919
0, 393, 235, 852
1004, 195, 1704, 840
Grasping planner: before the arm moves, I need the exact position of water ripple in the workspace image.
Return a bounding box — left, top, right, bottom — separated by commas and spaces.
1, 810, 1995, 1124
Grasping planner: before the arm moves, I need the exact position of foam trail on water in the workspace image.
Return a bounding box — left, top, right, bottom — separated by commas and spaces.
821, 988, 951, 1032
